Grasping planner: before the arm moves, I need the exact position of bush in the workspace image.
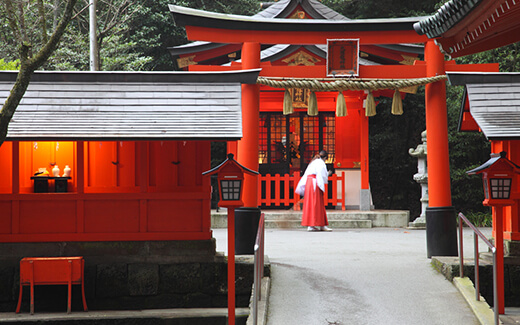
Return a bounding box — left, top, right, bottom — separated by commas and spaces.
460, 211, 492, 227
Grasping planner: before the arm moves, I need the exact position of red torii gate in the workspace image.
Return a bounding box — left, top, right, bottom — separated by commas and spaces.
169, 5, 498, 257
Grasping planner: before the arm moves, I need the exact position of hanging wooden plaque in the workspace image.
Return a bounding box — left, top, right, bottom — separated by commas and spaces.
327, 39, 359, 77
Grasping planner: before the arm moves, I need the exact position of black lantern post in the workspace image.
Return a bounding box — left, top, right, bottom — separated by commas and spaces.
203, 154, 258, 325
467, 151, 520, 314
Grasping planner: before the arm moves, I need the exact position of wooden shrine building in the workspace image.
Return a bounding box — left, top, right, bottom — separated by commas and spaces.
0, 69, 258, 244
0, 69, 260, 311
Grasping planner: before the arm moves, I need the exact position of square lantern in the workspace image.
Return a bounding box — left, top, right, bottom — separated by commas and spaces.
203, 153, 259, 208
220, 178, 242, 201
467, 152, 519, 206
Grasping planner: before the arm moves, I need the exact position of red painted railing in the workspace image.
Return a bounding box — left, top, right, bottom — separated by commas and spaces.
258, 171, 346, 210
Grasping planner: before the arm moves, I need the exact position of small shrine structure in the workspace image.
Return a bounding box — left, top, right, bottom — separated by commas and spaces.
0, 69, 260, 311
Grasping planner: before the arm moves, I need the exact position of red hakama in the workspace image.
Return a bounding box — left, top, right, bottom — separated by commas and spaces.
301, 175, 328, 227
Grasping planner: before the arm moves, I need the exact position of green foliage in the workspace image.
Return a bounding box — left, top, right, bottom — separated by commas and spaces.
461, 211, 492, 227
99, 35, 153, 71
446, 83, 491, 214
0, 5, 18, 62
320, 0, 439, 18
42, 0, 260, 71
124, 0, 260, 70
0, 59, 20, 70
456, 43, 520, 73
43, 29, 89, 70
369, 89, 426, 218
211, 141, 227, 168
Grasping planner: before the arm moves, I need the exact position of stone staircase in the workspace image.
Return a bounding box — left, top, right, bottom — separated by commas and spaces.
211, 209, 410, 229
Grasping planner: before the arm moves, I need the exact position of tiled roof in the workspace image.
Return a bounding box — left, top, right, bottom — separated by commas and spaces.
413, 0, 482, 38
253, 0, 349, 20
1, 70, 259, 141
448, 72, 520, 139
169, 0, 349, 58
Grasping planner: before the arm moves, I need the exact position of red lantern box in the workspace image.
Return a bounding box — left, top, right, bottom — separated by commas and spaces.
467, 152, 520, 206
203, 153, 259, 208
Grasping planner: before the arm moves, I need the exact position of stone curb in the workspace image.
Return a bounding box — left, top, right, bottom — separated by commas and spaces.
0, 308, 251, 323
453, 277, 498, 325
246, 277, 270, 325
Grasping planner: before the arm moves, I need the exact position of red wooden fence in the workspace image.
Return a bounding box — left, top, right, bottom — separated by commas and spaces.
258, 171, 346, 210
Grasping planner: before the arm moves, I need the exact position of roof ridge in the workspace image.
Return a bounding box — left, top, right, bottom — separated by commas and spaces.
253, 0, 349, 20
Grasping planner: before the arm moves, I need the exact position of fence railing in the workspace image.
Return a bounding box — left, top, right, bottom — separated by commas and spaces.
252, 213, 265, 325
258, 171, 346, 210
458, 212, 499, 325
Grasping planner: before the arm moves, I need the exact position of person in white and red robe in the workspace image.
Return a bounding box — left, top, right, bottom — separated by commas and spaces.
295, 150, 332, 232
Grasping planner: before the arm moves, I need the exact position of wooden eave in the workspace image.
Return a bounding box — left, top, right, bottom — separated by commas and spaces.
448, 71, 520, 140
0, 69, 260, 84
415, 0, 520, 58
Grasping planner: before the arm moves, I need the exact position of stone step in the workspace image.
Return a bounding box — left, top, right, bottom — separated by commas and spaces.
265, 219, 372, 229
211, 209, 409, 229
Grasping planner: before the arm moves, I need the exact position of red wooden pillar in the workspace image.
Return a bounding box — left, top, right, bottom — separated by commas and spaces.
500, 141, 520, 243
239, 42, 260, 207
424, 40, 457, 257
227, 207, 236, 325
495, 206, 506, 314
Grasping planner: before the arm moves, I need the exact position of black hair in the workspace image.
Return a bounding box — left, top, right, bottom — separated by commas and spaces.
319, 150, 328, 159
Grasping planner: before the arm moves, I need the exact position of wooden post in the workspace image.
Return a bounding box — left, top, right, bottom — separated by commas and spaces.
495, 206, 505, 314
424, 40, 451, 207
228, 207, 236, 325
424, 40, 458, 257
239, 42, 260, 207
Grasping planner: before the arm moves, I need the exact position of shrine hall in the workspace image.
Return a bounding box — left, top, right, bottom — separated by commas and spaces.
168, 0, 497, 257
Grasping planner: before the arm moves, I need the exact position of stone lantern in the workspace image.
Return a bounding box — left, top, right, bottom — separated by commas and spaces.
408, 130, 428, 229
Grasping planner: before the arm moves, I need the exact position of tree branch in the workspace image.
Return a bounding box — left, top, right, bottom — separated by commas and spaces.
37, 0, 48, 43
0, 0, 78, 147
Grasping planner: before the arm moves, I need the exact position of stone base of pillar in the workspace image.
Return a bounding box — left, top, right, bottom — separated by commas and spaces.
359, 189, 373, 211
426, 206, 458, 258
408, 216, 426, 229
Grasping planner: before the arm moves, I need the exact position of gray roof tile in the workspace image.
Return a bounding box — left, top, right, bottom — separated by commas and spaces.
464, 83, 520, 139
1, 71, 259, 141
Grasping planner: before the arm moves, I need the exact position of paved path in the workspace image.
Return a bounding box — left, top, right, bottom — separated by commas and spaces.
213, 227, 491, 325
